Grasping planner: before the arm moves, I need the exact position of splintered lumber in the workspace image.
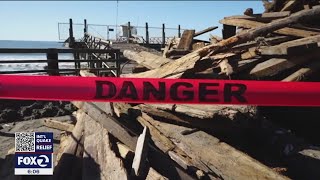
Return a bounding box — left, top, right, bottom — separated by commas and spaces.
281, 0, 298, 12
114, 103, 209, 178
250, 50, 320, 77
55, 132, 69, 166
116, 142, 169, 180
194, 26, 218, 37
162, 38, 174, 58
135, 104, 245, 134
42, 118, 74, 132
232, 36, 295, 52
131, 126, 150, 177
123, 50, 171, 69
282, 60, 320, 81
82, 111, 128, 180
53, 111, 85, 180
177, 30, 195, 50
149, 104, 236, 119
192, 42, 205, 51
145, 118, 288, 180
220, 18, 320, 38
73, 101, 137, 151
259, 34, 320, 55
126, 7, 320, 78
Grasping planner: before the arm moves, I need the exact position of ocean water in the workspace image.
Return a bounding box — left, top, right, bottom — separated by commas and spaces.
0, 40, 74, 73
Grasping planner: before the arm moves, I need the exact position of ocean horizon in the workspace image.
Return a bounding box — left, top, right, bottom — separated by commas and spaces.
0, 40, 74, 73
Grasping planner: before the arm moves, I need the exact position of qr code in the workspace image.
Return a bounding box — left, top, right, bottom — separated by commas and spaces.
15, 132, 35, 152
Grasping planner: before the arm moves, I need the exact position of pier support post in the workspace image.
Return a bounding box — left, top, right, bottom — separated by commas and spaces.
47, 49, 59, 76
162, 23, 165, 47
69, 18, 75, 47
84, 19, 87, 34
145, 22, 149, 45
127, 21, 131, 43
178, 25, 181, 38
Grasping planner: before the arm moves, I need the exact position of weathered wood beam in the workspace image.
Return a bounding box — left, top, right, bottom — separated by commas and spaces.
82, 111, 128, 180
250, 50, 320, 77
225, 11, 291, 22
259, 34, 320, 55
42, 118, 75, 132
177, 30, 195, 50
123, 50, 171, 69
194, 26, 218, 37
282, 60, 320, 81
53, 111, 85, 180
131, 126, 150, 178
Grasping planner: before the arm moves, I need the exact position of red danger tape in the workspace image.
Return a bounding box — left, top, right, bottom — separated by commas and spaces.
0, 75, 320, 106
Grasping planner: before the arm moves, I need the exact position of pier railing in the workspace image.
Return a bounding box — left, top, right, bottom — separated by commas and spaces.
58, 19, 186, 46
0, 48, 121, 76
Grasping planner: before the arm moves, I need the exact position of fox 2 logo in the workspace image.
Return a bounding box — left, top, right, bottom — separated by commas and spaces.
15, 154, 52, 168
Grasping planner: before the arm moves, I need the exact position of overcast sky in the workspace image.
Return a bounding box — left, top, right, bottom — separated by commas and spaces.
0, 1, 264, 41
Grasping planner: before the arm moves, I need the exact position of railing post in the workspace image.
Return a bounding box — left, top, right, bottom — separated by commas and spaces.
84, 19, 87, 34
127, 21, 131, 43
178, 25, 181, 38
145, 22, 149, 45
162, 23, 165, 47
46, 48, 59, 76
116, 51, 121, 77
69, 18, 75, 47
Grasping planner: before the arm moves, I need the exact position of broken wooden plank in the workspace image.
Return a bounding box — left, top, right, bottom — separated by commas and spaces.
282, 60, 320, 81
55, 132, 69, 166
126, 7, 320, 78
177, 30, 195, 50
225, 11, 291, 22
259, 34, 320, 55
194, 26, 218, 37
114, 103, 209, 177
116, 142, 169, 180
82, 111, 128, 180
42, 118, 74, 132
250, 50, 320, 77
220, 18, 320, 37
145, 117, 289, 180
192, 42, 205, 51
53, 110, 85, 180
123, 50, 171, 69
232, 36, 296, 52
131, 126, 150, 178
281, 0, 298, 12
135, 104, 247, 134
149, 104, 226, 119
73, 101, 138, 151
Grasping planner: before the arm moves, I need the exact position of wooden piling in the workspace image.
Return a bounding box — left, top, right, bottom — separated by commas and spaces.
69, 18, 75, 47
46, 48, 59, 76
127, 21, 131, 43
145, 22, 149, 45
162, 23, 166, 47
84, 19, 87, 34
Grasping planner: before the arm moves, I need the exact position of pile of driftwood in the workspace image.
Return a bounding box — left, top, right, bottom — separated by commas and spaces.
52, 2, 320, 180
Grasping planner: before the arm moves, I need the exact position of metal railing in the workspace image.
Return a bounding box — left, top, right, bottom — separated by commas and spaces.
58, 19, 187, 45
